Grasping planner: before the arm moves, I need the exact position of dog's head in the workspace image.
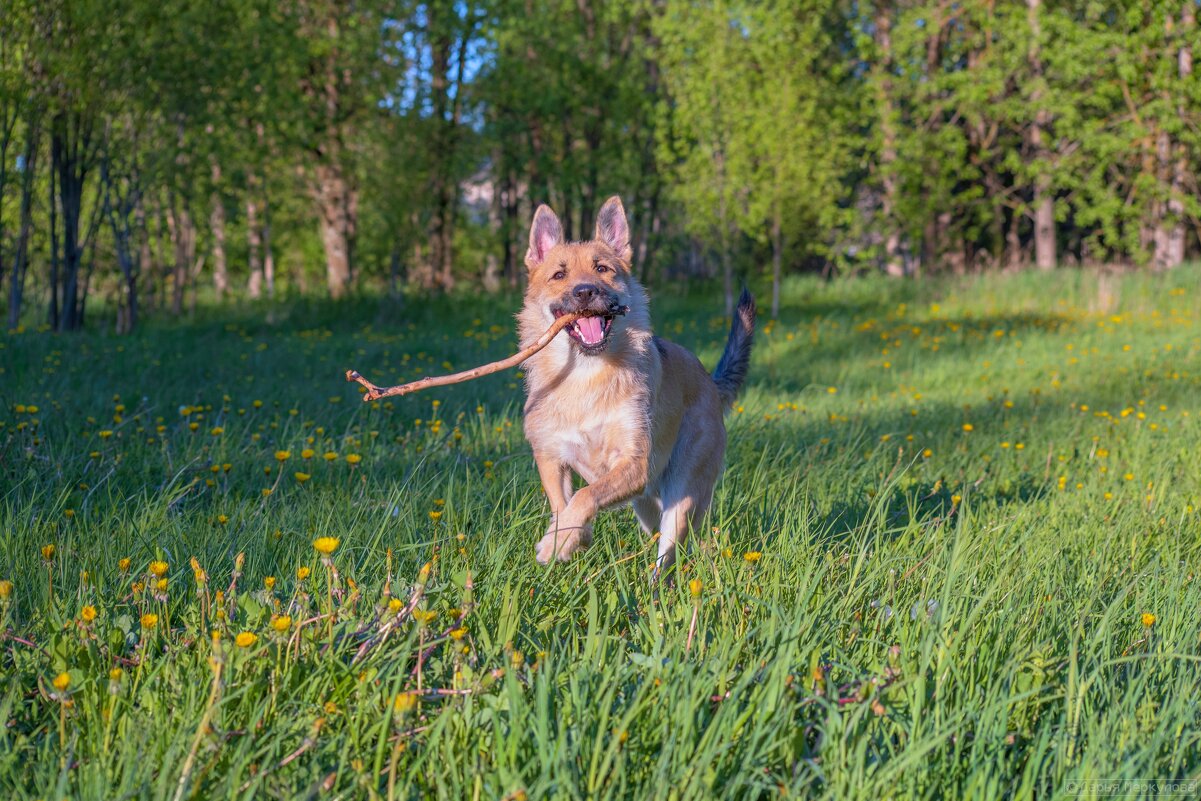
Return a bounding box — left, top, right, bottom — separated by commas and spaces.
523, 196, 635, 355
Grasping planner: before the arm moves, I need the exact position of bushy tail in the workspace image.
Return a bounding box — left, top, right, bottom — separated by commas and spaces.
713, 288, 756, 408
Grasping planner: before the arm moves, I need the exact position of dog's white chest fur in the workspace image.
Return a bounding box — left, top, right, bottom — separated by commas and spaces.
525, 359, 648, 484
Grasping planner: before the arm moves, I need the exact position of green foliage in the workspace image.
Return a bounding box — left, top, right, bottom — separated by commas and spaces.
2, 267, 1201, 796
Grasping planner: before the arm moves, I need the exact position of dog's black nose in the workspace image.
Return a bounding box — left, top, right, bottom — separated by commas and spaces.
573, 284, 601, 303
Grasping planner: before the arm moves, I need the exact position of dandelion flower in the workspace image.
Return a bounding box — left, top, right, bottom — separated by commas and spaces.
0, 580, 11, 600
148, 560, 168, 578
743, 551, 762, 564
294, 472, 311, 484
429, 510, 443, 521
688, 578, 703, 598
345, 454, 362, 466
235, 631, 258, 648
393, 692, 417, 715
296, 566, 311, 581
323, 451, 338, 462
264, 576, 276, 590
140, 613, 158, 629
1141, 612, 1156, 627
301, 449, 315, 459
388, 598, 403, 614
275, 450, 291, 462
962, 423, 974, 432
313, 537, 340, 555
81, 605, 97, 623
41, 544, 56, 561
118, 558, 131, 573
52, 672, 71, 692
270, 615, 292, 633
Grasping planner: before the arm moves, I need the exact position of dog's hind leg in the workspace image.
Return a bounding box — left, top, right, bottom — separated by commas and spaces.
632, 495, 661, 537
655, 488, 712, 576
653, 419, 725, 578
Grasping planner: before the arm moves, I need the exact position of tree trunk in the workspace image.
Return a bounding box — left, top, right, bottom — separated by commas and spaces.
875, 3, 904, 277
316, 161, 355, 298
1157, 1, 1193, 269
1027, 0, 1056, 270
247, 185, 263, 299
47, 139, 59, 328
210, 160, 228, 296
262, 195, 275, 298
7, 118, 38, 330
53, 119, 90, 331
168, 196, 196, 316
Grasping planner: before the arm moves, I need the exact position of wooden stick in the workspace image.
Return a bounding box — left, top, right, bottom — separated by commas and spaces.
346, 307, 625, 401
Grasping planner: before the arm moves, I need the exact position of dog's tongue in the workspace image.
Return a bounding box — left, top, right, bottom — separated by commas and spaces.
576, 316, 605, 345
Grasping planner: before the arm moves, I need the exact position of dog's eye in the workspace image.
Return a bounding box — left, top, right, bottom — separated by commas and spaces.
551, 269, 566, 281
595, 263, 609, 274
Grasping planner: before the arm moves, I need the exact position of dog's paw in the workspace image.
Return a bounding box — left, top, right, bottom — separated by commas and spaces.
535, 517, 593, 564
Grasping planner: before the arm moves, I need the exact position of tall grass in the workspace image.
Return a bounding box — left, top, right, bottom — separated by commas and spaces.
1, 267, 1199, 799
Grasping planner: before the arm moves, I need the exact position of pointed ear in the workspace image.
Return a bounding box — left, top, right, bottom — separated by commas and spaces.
526, 204, 564, 269
594, 196, 631, 261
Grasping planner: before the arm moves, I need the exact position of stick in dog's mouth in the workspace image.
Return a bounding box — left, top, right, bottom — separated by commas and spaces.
344, 305, 629, 401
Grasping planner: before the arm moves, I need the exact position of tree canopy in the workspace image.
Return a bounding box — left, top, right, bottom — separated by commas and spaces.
0, 0, 1197, 329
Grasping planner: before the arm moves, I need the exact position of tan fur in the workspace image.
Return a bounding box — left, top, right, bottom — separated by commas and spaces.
519, 196, 742, 571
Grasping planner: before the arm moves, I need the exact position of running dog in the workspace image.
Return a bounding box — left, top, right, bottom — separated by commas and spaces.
518, 195, 755, 572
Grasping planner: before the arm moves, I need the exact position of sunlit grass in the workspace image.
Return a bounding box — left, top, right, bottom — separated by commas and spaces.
2, 267, 1199, 799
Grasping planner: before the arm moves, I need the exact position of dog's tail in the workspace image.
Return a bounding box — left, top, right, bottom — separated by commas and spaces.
713, 288, 756, 408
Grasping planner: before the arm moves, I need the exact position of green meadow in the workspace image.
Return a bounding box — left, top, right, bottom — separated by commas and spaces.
2, 267, 1199, 799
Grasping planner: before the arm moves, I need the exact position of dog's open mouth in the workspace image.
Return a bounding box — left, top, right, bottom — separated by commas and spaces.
553, 309, 614, 351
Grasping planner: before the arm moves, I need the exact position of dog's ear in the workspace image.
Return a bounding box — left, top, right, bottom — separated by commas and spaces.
594, 196, 632, 262
526, 205, 564, 269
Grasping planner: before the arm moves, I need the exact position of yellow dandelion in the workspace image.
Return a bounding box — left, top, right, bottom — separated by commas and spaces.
388, 598, 403, 614
301, 449, 315, 459
235, 631, 258, 648
296, 566, 311, 581
393, 692, 417, 715
217, 514, 229, 525
81, 605, 97, 623
275, 450, 291, 462
323, 451, 338, 462
962, 423, 974, 432
270, 615, 292, 633
313, 537, 340, 556
140, 613, 158, 630
450, 627, 468, 640
264, 576, 276, 590
41, 544, 56, 561
688, 578, 703, 598
52, 672, 71, 692
428, 510, 443, 521
109, 667, 124, 681
345, 453, 362, 466
1141, 612, 1156, 627
743, 551, 762, 564
148, 560, 168, 577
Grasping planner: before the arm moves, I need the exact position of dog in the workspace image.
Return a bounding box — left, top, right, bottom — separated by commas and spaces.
518, 195, 755, 572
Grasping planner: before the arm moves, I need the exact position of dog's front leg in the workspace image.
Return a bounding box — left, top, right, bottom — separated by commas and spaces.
534, 452, 582, 564
536, 453, 648, 564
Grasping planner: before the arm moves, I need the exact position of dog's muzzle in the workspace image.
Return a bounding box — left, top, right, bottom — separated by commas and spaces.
551, 284, 628, 353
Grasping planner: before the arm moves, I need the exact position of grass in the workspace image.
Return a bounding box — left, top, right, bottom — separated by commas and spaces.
1, 266, 1200, 799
